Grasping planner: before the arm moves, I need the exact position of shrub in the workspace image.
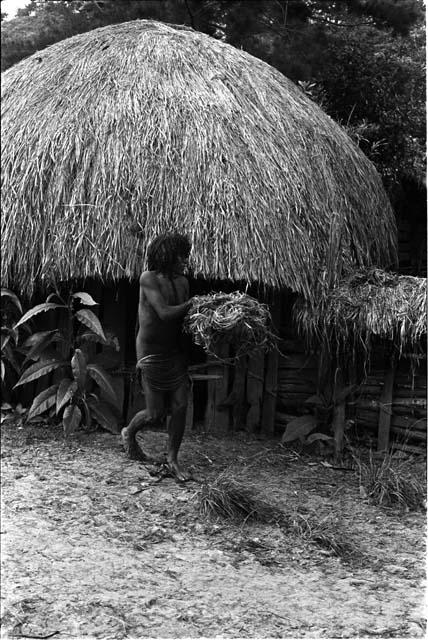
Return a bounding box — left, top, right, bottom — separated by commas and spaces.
12, 290, 121, 436
1, 289, 27, 394
352, 448, 426, 510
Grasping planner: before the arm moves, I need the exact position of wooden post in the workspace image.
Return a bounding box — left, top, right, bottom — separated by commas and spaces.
332, 366, 346, 462
214, 342, 230, 432
233, 355, 247, 431
377, 356, 396, 452
316, 338, 332, 432
261, 348, 279, 435
203, 343, 229, 433
246, 349, 265, 432
261, 302, 281, 435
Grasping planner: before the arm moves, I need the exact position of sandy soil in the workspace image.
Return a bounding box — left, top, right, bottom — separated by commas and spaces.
1, 420, 426, 639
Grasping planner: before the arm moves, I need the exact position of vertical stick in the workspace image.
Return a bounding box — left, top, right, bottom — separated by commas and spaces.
261, 349, 279, 435
377, 355, 396, 452
246, 349, 265, 432
261, 301, 281, 435
204, 365, 217, 433
231, 355, 248, 431
316, 338, 332, 432
203, 342, 229, 433
332, 366, 346, 462
213, 342, 230, 432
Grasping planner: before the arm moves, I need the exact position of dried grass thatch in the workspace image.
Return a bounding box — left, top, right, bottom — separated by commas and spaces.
1, 19, 396, 299
197, 472, 284, 524
184, 292, 278, 358
294, 268, 427, 352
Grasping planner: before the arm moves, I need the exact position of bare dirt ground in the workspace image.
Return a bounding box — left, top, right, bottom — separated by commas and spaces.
1, 420, 426, 639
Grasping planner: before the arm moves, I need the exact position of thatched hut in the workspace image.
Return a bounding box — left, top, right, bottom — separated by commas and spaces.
1, 20, 401, 435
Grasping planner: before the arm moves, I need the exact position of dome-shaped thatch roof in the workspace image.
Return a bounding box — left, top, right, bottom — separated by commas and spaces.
1, 19, 396, 299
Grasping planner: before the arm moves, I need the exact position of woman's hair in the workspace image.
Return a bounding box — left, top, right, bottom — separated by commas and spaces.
146, 233, 191, 274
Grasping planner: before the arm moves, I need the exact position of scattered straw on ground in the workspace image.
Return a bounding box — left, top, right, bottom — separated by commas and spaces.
1, 423, 426, 639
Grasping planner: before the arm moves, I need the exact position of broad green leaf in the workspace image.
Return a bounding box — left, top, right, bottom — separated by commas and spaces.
87, 364, 118, 406
1, 334, 11, 350
306, 432, 334, 444
13, 358, 67, 388
3, 342, 20, 373
78, 332, 107, 346
71, 349, 87, 390
281, 415, 317, 443
22, 330, 61, 363
75, 310, 106, 341
1, 289, 23, 314
56, 378, 78, 414
28, 385, 58, 420
304, 394, 326, 408
22, 330, 58, 349
63, 404, 82, 437
1, 361, 5, 382
88, 398, 119, 433
1, 326, 18, 345
72, 292, 98, 306
80, 398, 92, 429
14, 303, 66, 330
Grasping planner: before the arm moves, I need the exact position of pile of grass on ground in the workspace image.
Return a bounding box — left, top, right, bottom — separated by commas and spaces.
196, 471, 362, 562
290, 513, 361, 562
196, 472, 283, 524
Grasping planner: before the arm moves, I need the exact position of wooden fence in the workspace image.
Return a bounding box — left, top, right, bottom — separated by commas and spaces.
353, 354, 427, 454
12, 278, 427, 454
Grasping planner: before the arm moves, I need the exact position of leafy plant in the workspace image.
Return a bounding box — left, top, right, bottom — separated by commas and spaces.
1, 288, 25, 388
281, 385, 356, 448
281, 414, 319, 444
1, 402, 28, 429
12, 290, 121, 436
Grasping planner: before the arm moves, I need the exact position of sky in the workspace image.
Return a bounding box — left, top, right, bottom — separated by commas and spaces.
2, 0, 30, 20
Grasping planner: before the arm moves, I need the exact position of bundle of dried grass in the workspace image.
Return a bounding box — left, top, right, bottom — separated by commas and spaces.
295, 268, 427, 353
197, 473, 283, 523
184, 292, 277, 358
1, 20, 395, 299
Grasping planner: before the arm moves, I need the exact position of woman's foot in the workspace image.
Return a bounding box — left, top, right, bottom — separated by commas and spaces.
167, 459, 192, 482
121, 427, 146, 461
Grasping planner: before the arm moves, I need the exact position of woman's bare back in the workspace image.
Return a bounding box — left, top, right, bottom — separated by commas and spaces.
136, 271, 190, 358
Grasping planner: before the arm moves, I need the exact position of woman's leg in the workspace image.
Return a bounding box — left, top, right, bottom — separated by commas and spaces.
121, 380, 166, 461
167, 380, 190, 480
